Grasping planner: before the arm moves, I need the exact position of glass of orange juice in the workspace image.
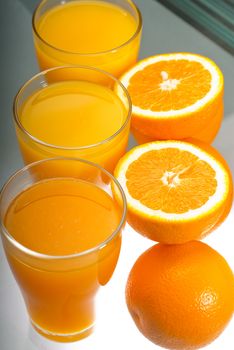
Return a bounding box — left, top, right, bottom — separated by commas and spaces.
32, 0, 142, 79
13, 66, 131, 174
0, 157, 126, 342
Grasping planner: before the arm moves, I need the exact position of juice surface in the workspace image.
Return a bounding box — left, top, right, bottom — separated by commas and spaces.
4, 178, 121, 255
36, 0, 137, 53
19, 81, 126, 147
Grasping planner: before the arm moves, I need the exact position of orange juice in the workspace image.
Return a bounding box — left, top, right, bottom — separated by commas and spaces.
15, 79, 130, 173
33, 0, 142, 78
3, 178, 122, 341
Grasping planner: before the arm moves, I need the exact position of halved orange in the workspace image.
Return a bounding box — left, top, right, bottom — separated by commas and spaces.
114, 140, 232, 244
132, 103, 224, 144
118, 53, 224, 141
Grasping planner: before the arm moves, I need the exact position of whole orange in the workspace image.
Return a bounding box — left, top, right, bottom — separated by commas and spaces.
126, 241, 234, 349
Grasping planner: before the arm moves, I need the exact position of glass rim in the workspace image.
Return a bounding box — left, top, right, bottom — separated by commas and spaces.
32, 0, 142, 56
0, 157, 127, 260
13, 65, 132, 151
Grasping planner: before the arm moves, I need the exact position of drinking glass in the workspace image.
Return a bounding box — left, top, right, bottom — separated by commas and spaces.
13, 66, 132, 174
0, 158, 126, 342
32, 0, 142, 78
